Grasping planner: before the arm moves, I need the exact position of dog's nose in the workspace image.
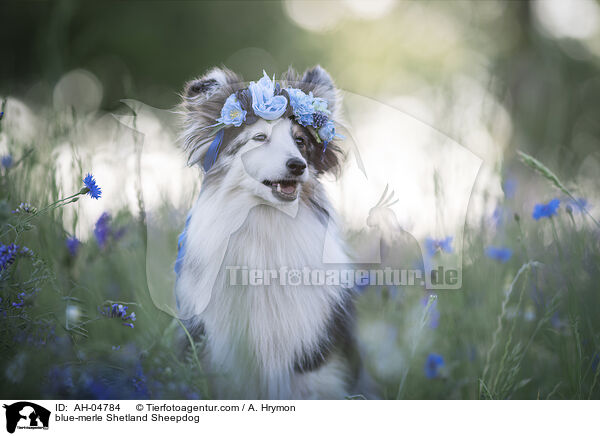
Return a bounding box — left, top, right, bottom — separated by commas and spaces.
286, 158, 306, 176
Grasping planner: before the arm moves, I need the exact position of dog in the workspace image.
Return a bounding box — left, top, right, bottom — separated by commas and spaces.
175, 66, 365, 399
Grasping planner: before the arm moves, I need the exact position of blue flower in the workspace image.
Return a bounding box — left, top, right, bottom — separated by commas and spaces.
100, 303, 136, 328
312, 111, 329, 128
9, 289, 39, 310
425, 236, 453, 256
12, 202, 36, 214
485, 246, 512, 263
249, 72, 287, 121
1, 155, 13, 168
532, 198, 560, 220
66, 236, 80, 256
0, 244, 18, 271
287, 88, 315, 126
0, 244, 31, 272
83, 173, 102, 199
11, 291, 29, 308
424, 353, 445, 379
217, 94, 246, 127
94, 212, 111, 248
318, 120, 336, 143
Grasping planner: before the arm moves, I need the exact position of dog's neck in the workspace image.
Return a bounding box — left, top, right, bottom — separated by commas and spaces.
177, 181, 341, 319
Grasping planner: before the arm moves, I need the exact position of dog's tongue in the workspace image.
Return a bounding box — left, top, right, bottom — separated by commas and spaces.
281, 183, 296, 195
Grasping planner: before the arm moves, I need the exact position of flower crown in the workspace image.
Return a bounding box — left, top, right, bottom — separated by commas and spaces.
203, 71, 342, 171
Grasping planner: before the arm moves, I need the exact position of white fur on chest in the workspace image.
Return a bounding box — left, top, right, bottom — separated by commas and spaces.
177, 189, 350, 399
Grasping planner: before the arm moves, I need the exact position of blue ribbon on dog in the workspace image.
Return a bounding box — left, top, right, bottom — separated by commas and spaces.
203, 128, 225, 172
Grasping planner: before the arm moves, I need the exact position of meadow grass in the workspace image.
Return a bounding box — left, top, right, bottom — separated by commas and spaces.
1, 104, 599, 400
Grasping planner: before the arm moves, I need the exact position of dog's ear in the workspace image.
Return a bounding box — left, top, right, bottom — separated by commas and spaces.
300, 65, 339, 115
183, 67, 242, 103
180, 67, 243, 167
298, 66, 345, 177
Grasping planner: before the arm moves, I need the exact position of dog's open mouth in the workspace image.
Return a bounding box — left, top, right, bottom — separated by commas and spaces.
262, 179, 300, 201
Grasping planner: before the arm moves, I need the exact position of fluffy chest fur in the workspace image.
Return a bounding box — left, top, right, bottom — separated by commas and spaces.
176, 187, 355, 399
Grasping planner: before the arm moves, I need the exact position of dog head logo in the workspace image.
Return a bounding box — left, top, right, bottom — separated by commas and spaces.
3, 402, 50, 434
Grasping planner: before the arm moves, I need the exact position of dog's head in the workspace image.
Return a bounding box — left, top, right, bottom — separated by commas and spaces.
180, 66, 344, 205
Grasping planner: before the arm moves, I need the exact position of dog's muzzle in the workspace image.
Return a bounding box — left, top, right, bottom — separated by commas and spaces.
262, 179, 300, 201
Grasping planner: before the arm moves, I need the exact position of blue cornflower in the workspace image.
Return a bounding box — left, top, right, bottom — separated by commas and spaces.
11, 292, 27, 308
1, 155, 13, 169
532, 198, 560, 220
0, 244, 31, 271
83, 173, 102, 199
1, 244, 19, 271
485, 246, 513, 263
94, 212, 111, 248
425, 236, 453, 256
66, 236, 80, 256
100, 303, 136, 328
12, 202, 36, 214
11, 289, 39, 309
424, 353, 445, 379
93, 213, 125, 249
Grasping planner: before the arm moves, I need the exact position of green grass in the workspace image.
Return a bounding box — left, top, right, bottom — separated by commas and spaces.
1, 104, 599, 400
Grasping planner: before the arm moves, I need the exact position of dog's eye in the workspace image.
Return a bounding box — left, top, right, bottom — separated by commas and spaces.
253, 133, 267, 142
295, 137, 306, 147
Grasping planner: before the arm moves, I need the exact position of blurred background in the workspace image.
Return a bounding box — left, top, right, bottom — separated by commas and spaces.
1, 0, 600, 399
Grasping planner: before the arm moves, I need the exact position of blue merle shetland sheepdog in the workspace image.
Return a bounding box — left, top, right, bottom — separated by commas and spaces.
175, 66, 366, 399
